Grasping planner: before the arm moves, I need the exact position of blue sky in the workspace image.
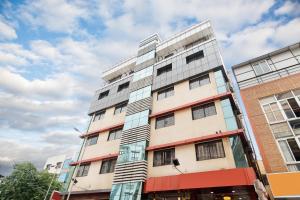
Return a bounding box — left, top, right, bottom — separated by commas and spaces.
0, 0, 300, 175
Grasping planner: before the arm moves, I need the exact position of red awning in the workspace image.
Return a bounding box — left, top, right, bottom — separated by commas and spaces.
144, 168, 256, 193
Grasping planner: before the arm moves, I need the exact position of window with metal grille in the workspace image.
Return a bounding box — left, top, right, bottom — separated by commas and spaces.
195, 140, 225, 161
76, 164, 90, 177
153, 148, 175, 166
99, 159, 117, 174
192, 102, 217, 120
155, 114, 174, 129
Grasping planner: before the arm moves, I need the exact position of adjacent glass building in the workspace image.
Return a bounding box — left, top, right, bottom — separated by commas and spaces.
63, 21, 258, 200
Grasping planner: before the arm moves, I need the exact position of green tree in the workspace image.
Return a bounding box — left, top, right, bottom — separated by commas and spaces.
0, 162, 62, 200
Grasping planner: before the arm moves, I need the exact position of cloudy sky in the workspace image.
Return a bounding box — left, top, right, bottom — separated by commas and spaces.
0, 0, 299, 175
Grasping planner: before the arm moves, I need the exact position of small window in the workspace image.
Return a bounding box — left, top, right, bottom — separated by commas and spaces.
157, 86, 174, 100
114, 102, 127, 115
157, 64, 172, 76
195, 140, 225, 161
93, 110, 105, 121
76, 164, 90, 177
252, 60, 271, 75
189, 74, 210, 89
99, 159, 117, 174
108, 128, 122, 141
46, 164, 51, 170
117, 82, 129, 92
192, 102, 217, 120
86, 135, 98, 146
56, 162, 62, 168
98, 90, 109, 100
186, 50, 204, 64
155, 114, 174, 129
153, 148, 175, 166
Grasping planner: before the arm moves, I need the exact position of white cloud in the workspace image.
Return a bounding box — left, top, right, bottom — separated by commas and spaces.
18, 0, 90, 33
275, 0, 300, 16
0, 18, 17, 40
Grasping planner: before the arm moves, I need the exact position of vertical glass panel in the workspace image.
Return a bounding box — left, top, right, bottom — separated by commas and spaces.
132, 65, 153, 82
280, 100, 295, 119
287, 98, 300, 117
118, 141, 147, 163
124, 110, 149, 130
263, 104, 275, 122
278, 140, 294, 162
214, 70, 227, 94
221, 99, 238, 131
287, 138, 300, 161
110, 182, 142, 200
129, 86, 151, 103
136, 50, 155, 65
270, 103, 284, 121
289, 119, 300, 135
270, 122, 293, 138
230, 136, 248, 168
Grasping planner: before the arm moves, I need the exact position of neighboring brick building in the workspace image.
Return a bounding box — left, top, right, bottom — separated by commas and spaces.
232, 42, 300, 199
63, 21, 258, 200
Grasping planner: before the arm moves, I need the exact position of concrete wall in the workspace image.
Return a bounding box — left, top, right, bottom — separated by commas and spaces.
72, 161, 114, 192
147, 138, 236, 177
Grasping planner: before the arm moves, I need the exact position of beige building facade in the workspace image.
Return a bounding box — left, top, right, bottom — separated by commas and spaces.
63, 21, 258, 200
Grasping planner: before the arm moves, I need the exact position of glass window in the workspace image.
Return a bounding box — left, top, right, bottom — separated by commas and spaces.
287, 138, 300, 161
114, 102, 127, 115
118, 141, 147, 163
93, 110, 105, 121
157, 64, 172, 76
155, 114, 174, 129
262, 103, 284, 123
56, 162, 62, 168
132, 66, 153, 82
108, 128, 122, 141
195, 140, 225, 161
278, 139, 300, 162
289, 119, 300, 135
157, 86, 174, 100
252, 60, 271, 75
128, 86, 151, 103
153, 148, 175, 166
186, 50, 204, 64
189, 74, 210, 89
270, 122, 293, 138
117, 82, 129, 92
192, 102, 216, 120
100, 159, 117, 174
86, 135, 98, 146
287, 98, 300, 117
276, 91, 293, 100
46, 164, 51, 170
280, 100, 296, 119
98, 90, 109, 100
136, 50, 155, 65
124, 110, 149, 130
76, 164, 90, 177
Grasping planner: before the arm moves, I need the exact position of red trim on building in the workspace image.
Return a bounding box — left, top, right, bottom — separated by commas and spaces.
69, 153, 118, 166
150, 92, 232, 118
144, 167, 256, 193
146, 129, 243, 151
80, 123, 124, 138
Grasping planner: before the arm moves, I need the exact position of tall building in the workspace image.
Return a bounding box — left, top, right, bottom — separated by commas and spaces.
64, 21, 258, 200
232, 42, 300, 199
